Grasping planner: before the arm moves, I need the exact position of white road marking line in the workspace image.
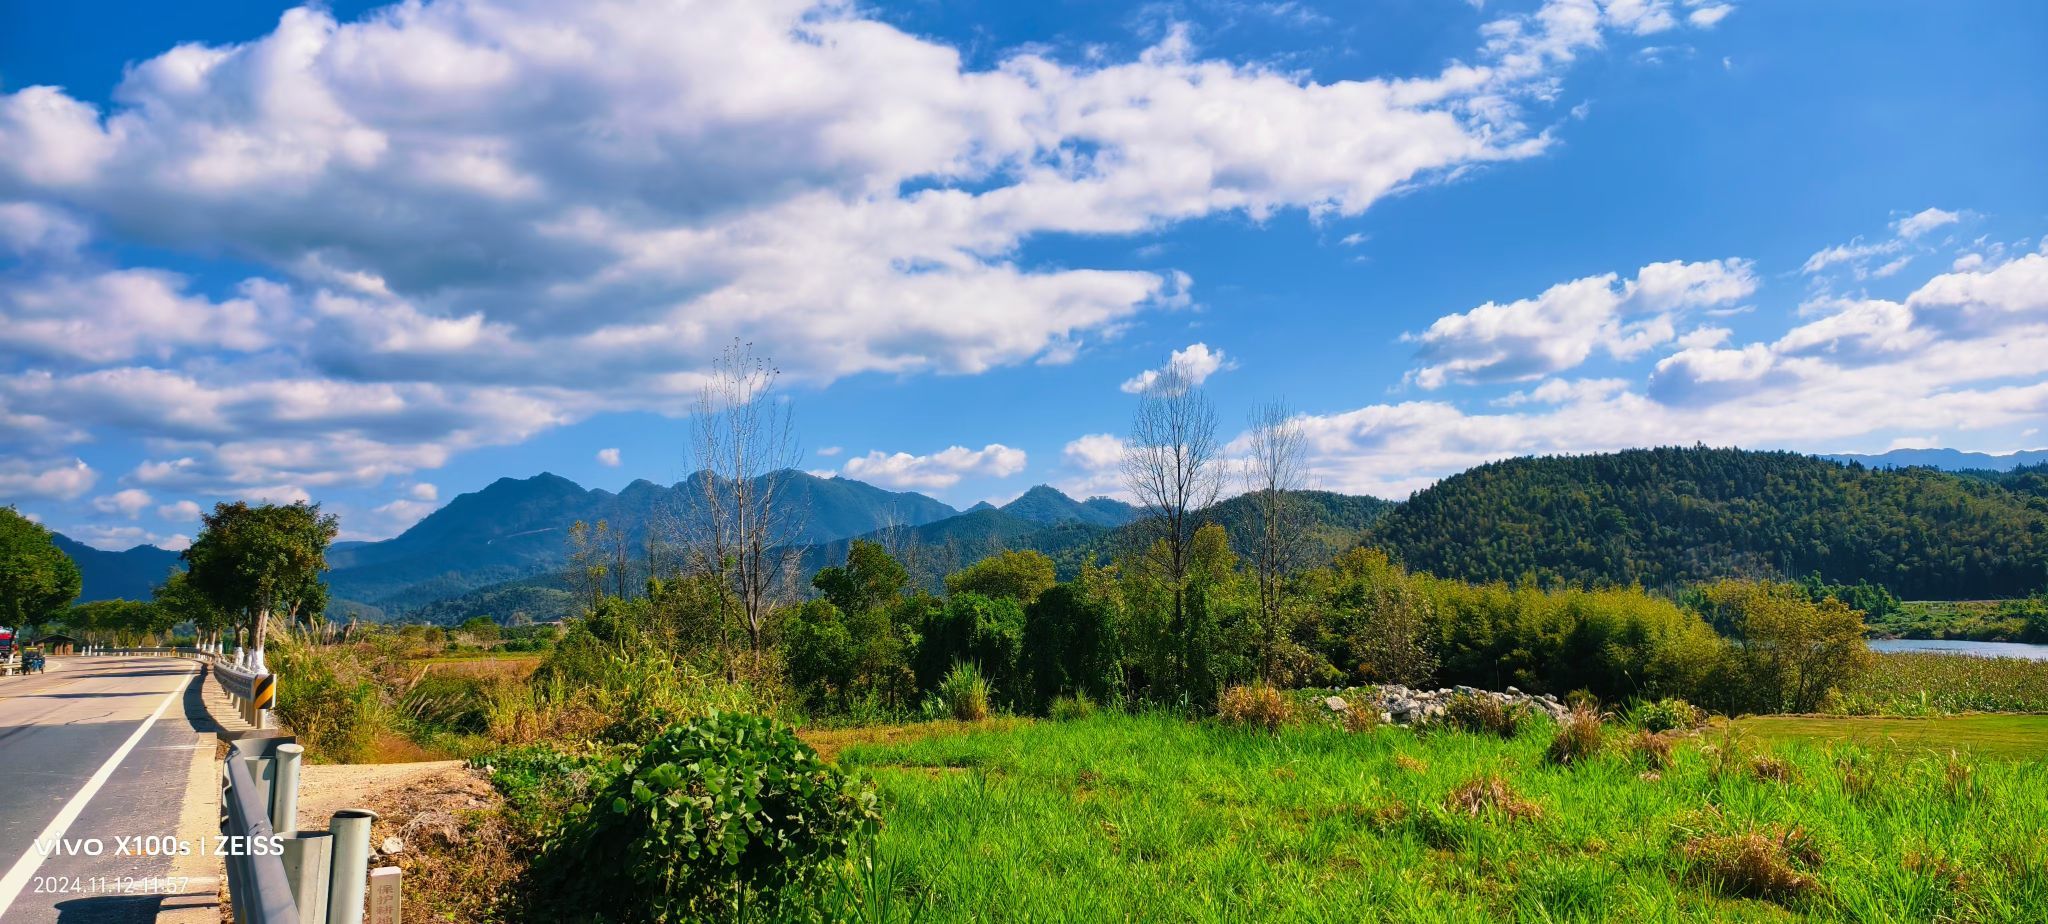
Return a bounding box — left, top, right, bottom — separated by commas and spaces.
0, 665, 194, 919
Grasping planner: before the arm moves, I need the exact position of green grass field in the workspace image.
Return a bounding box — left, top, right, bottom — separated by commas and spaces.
832, 714, 2048, 922
1727, 714, 2048, 761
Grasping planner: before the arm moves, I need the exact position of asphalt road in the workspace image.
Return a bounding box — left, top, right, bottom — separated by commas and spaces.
0, 656, 214, 923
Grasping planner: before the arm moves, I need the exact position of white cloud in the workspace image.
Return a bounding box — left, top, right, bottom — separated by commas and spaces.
595, 448, 621, 467
1687, 4, 1735, 28
842, 443, 1028, 491
0, 458, 97, 500
0, 0, 1728, 495
816, 446, 843, 458
157, 499, 204, 521
1407, 258, 1755, 388
0, 201, 89, 256
1894, 207, 1962, 240
91, 488, 154, 519
1802, 238, 1901, 274
1120, 342, 1235, 394
408, 482, 438, 501
1285, 238, 2048, 498
1054, 432, 1131, 499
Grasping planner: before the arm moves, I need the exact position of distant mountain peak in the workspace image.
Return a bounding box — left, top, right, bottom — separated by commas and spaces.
1000, 484, 1138, 528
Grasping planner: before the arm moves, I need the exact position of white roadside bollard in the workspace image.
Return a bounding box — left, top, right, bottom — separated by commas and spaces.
327, 809, 377, 924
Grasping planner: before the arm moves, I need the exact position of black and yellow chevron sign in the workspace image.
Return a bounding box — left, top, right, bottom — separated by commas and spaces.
252, 673, 277, 711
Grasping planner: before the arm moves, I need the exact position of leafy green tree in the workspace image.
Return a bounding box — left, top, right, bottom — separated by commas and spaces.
183, 501, 338, 670
1022, 581, 1121, 708
0, 506, 81, 636
63, 599, 175, 645
459, 615, 501, 642
153, 570, 232, 648
1698, 579, 1872, 713
915, 592, 1025, 703
1324, 548, 1439, 687
943, 549, 1056, 605
813, 540, 909, 615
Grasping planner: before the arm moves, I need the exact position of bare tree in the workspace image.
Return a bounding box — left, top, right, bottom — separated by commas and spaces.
1122, 360, 1223, 686
1242, 398, 1307, 680
682, 340, 803, 658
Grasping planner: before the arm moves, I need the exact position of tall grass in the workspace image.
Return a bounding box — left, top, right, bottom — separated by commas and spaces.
833, 712, 2048, 922
1835, 652, 2048, 714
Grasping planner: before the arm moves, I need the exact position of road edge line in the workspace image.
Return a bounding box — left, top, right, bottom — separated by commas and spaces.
0, 662, 195, 918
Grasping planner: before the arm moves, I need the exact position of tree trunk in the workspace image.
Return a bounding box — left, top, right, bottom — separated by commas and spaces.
252, 605, 271, 672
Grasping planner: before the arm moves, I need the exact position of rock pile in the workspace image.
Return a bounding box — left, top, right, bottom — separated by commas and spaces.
1322, 684, 1571, 726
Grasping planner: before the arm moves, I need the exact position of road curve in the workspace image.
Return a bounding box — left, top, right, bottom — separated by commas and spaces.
0, 656, 214, 923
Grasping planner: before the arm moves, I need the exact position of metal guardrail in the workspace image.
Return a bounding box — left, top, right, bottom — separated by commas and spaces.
221, 734, 397, 923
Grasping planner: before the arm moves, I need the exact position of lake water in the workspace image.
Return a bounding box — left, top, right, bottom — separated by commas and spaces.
1867, 639, 2048, 661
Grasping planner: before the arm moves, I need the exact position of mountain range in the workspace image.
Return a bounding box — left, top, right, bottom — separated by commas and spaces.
47, 446, 2048, 618
1821, 448, 2048, 471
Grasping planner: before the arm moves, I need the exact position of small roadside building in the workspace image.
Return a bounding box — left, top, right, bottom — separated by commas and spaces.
34, 633, 79, 655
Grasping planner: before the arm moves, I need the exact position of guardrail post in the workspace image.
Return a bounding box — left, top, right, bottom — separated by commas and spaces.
328, 809, 377, 924
272, 743, 302, 836
281, 832, 333, 924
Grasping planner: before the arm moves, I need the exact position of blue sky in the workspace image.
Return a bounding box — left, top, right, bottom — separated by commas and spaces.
1, 0, 2044, 548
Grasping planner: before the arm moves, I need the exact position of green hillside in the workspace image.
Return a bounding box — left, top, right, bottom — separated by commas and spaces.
1368, 446, 2048, 599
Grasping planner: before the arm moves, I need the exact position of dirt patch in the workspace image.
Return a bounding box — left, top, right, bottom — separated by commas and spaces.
799, 717, 1026, 762
296, 761, 525, 923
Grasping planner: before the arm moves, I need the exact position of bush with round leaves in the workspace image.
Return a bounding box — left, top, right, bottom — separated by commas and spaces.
530, 710, 879, 921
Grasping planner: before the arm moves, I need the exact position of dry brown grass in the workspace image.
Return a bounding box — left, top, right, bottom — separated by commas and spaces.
1393, 754, 1428, 775
417, 655, 543, 681
1679, 820, 1824, 905
1545, 707, 1605, 766
800, 717, 1029, 762
1749, 754, 1795, 784
1436, 693, 1525, 738
1341, 703, 1381, 734
1218, 682, 1294, 732
1631, 729, 1678, 771
1444, 774, 1543, 821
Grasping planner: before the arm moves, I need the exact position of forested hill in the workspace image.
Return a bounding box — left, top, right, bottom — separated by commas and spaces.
1367, 446, 2048, 599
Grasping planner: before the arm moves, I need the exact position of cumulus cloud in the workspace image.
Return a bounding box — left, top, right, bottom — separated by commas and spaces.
1406, 258, 1755, 388
1055, 433, 1131, 499
842, 443, 1028, 491
0, 0, 1725, 498
91, 488, 154, 519
0, 458, 97, 500
1119, 343, 1235, 394
1894, 207, 1962, 240
595, 447, 621, 467
1283, 233, 2048, 498
157, 499, 204, 521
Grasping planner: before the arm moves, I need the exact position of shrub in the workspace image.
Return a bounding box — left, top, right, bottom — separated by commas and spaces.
1341, 703, 1381, 734
1217, 682, 1293, 731
1048, 693, 1097, 722
1631, 729, 1677, 771
531, 711, 880, 919
270, 643, 382, 762
1436, 693, 1525, 738
1629, 697, 1703, 733
1676, 813, 1824, 906
939, 662, 991, 721
1545, 708, 1604, 766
